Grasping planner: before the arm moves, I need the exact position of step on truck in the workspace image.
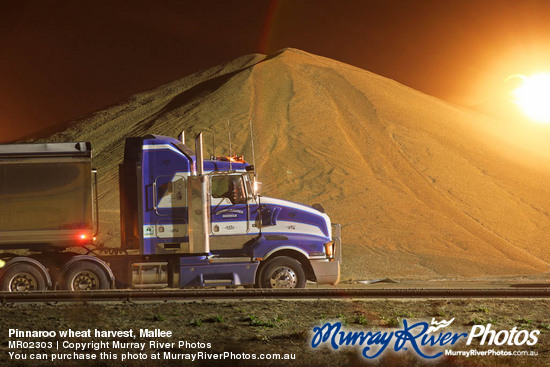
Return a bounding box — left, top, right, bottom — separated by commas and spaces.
0, 133, 341, 291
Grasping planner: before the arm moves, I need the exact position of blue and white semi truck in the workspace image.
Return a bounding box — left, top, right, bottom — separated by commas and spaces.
0, 133, 341, 291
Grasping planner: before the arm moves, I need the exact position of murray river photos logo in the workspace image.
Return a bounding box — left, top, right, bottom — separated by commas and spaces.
311, 318, 540, 360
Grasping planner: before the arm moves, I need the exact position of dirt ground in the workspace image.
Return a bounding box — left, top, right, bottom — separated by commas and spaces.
1, 295, 549, 367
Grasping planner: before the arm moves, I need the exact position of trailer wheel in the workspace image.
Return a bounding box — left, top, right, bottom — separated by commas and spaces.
63, 262, 110, 291
0, 263, 46, 292
259, 256, 306, 289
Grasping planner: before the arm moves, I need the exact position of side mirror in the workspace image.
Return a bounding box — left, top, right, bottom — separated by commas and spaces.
253, 179, 262, 196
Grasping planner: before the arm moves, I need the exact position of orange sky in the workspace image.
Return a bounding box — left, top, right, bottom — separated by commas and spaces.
1, 0, 550, 142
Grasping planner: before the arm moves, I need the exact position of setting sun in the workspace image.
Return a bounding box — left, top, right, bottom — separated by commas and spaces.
510, 73, 550, 123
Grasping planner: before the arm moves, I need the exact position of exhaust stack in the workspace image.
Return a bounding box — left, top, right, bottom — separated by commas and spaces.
195, 132, 204, 176
186, 132, 210, 254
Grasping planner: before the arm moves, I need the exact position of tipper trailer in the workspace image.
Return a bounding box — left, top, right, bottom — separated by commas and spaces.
0, 133, 340, 291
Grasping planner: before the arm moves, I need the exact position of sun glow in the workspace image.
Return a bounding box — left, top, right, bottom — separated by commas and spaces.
511, 73, 550, 123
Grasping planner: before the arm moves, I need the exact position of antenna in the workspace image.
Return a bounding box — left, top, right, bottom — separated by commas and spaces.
211, 132, 216, 160
249, 119, 257, 178
227, 119, 232, 171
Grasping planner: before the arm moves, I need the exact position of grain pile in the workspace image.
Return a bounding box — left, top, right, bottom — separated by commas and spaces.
40, 48, 550, 279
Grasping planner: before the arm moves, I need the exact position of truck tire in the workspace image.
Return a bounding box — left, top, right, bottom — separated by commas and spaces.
259, 256, 306, 289
0, 263, 46, 291
63, 262, 110, 291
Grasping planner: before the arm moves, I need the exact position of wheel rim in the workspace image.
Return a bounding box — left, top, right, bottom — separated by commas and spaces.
269, 266, 298, 288
71, 272, 99, 291
9, 273, 38, 292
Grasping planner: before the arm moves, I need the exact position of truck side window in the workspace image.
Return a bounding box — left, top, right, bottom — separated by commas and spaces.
211, 175, 246, 205
156, 176, 186, 209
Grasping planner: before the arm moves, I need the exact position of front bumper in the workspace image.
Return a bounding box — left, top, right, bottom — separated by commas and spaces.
310, 259, 340, 285
310, 222, 342, 285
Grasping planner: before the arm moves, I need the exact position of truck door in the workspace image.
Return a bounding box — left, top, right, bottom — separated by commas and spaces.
209, 174, 259, 250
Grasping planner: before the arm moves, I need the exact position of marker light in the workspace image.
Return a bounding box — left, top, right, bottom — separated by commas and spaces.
80, 234, 87, 240
324, 242, 334, 259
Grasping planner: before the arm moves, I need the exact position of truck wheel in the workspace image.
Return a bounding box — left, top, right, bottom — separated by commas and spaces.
259, 256, 306, 289
0, 264, 46, 291
63, 262, 110, 291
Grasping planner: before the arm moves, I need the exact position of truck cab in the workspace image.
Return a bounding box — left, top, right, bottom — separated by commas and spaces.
120, 134, 340, 288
